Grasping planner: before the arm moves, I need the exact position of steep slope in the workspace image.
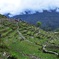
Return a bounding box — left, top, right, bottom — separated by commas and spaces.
0, 14, 59, 59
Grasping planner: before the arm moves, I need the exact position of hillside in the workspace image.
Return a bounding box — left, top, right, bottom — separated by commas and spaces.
0, 14, 59, 59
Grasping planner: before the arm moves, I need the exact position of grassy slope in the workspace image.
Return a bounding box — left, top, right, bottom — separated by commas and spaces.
0, 15, 59, 59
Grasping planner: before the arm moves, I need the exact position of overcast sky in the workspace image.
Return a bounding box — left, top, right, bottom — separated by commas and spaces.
0, 0, 59, 17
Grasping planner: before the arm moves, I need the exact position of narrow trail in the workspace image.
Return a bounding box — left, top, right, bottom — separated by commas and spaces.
17, 30, 26, 40
16, 21, 39, 45
43, 45, 59, 56
16, 21, 41, 59
17, 21, 26, 40
17, 29, 38, 45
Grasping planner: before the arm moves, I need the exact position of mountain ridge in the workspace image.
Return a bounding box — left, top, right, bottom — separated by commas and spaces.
10, 10, 59, 30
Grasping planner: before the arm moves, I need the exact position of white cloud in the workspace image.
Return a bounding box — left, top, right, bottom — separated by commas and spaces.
0, 0, 59, 17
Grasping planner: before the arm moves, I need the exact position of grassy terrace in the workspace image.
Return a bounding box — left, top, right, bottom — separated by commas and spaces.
0, 17, 59, 59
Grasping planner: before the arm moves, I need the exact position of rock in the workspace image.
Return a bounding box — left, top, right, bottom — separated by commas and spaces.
3, 52, 6, 56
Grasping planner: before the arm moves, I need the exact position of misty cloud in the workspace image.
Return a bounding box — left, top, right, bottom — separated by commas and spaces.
0, 0, 59, 17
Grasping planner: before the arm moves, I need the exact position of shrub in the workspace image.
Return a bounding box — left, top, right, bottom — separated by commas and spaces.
36, 21, 42, 27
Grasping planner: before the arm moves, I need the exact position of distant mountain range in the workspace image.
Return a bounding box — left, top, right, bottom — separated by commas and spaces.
6, 10, 59, 30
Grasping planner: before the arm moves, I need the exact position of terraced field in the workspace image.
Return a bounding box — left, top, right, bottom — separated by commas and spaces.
0, 17, 59, 59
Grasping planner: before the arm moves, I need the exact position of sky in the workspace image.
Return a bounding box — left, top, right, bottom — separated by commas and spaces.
0, 0, 59, 17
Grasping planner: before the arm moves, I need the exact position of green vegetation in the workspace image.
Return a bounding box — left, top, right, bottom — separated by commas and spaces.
0, 15, 59, 59
36, 21, 42, 27
0, 14, 6, 18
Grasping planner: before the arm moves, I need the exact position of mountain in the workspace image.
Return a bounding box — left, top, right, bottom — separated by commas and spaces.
12, 10, 59, 30
0, 14, 59, 59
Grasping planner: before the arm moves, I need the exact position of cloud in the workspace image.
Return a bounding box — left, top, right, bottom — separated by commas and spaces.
0, 0, 59, 17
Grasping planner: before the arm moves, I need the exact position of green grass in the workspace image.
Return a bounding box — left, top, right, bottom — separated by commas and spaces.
0, 17, 59, 59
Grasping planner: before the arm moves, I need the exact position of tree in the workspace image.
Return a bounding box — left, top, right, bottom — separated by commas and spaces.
36, 21, 42, 27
